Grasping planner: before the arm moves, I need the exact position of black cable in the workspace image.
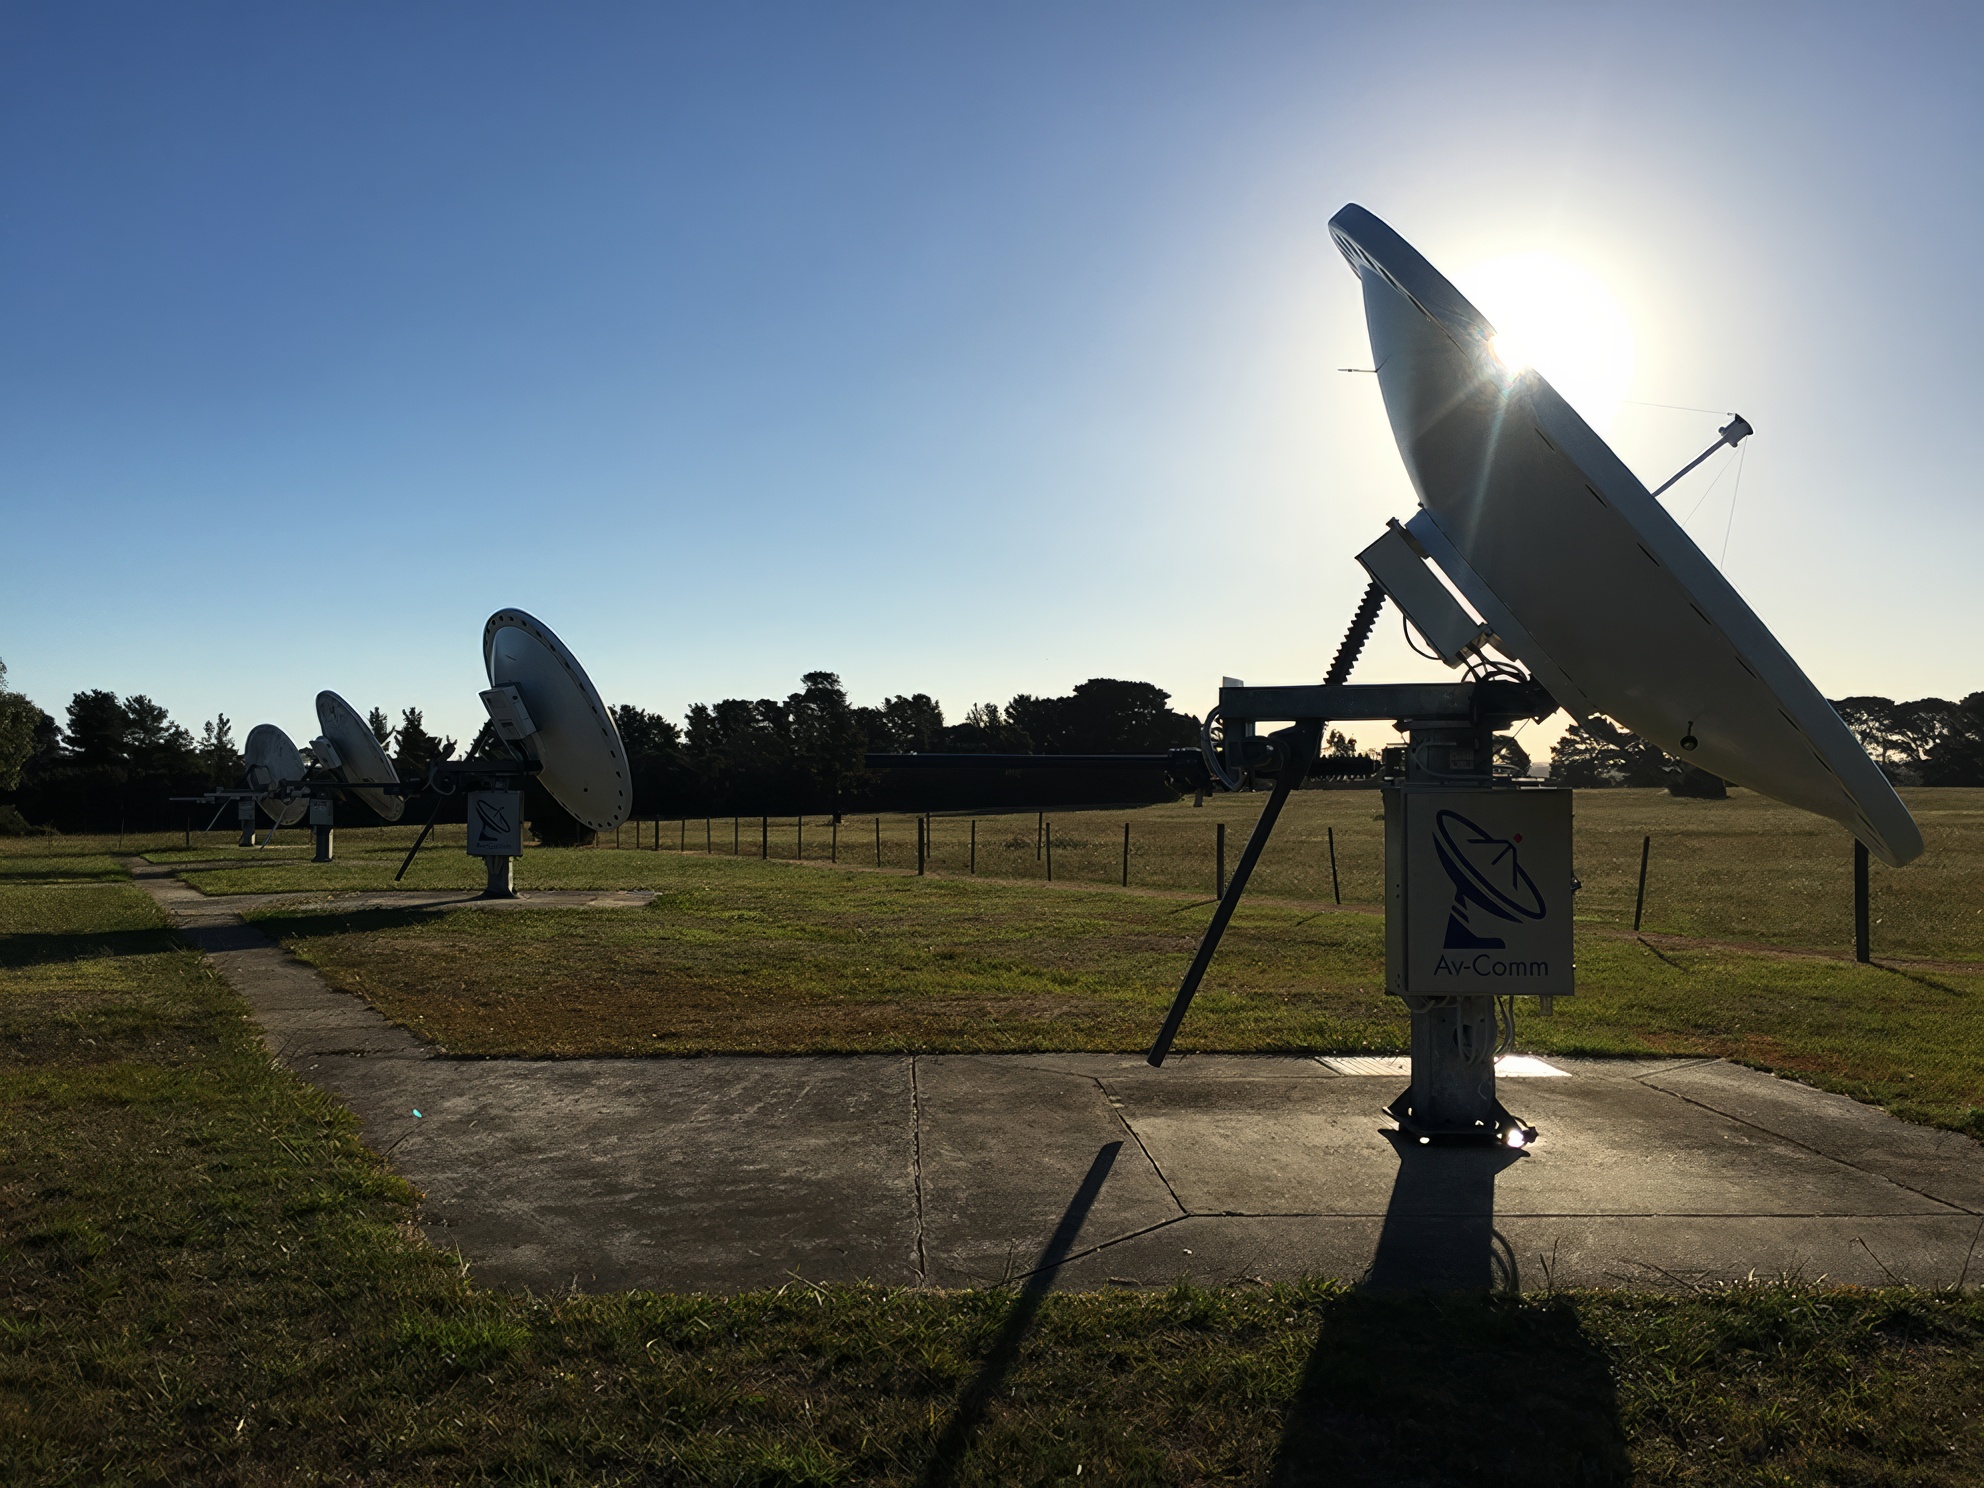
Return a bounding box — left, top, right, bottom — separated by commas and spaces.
1402, 612, 1443, 662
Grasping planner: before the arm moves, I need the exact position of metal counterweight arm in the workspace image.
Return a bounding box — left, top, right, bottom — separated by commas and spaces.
1146, 579, 1389, 1067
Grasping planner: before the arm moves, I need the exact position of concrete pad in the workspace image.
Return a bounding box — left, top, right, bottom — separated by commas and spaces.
134, 865, 425, 1060
1644, 1060, 1984, 1213
303, 1055, 920, 1293
130, 862, 1984, 1296
915, 1057, 1182, 1287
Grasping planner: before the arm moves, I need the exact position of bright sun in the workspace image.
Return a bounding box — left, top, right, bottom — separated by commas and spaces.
1457, 252, 1635, 431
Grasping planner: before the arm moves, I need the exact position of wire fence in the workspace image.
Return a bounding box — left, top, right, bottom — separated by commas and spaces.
610, 802, 1382, 904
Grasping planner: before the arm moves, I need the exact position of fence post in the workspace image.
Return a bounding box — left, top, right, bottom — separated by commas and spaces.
831, 818, 838, 863
917, 817, 925, 876
1328, 825, 1340, 905
705, 817, 712, 853
1122, 821, 1130, 887
1854, 840, 1871, 963
970, 819, 976, 875
761, 816, 769, 858
1216, 821, 1226, 897
1632, 834, 1651, 932
1046, 821, 1054, 882
875, 816, 882, 867
733, 818, 739, 855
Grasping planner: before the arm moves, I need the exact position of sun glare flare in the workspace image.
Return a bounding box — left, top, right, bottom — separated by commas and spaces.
1459, 253, 1635, 431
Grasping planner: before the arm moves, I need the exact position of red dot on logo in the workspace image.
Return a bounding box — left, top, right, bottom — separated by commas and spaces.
1513, 834, 1523, 843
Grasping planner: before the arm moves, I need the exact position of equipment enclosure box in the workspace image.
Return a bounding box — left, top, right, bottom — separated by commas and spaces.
466, 790, 525, 858
1385, 786, 1573, 998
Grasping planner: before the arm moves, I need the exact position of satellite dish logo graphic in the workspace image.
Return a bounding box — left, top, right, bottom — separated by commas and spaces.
475, 795, 515, 839
1431, 809, 1547, 950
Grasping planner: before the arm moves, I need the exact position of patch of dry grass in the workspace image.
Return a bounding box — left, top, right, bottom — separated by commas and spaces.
257, 867, 1403, 1058
126, 785, 1984, 963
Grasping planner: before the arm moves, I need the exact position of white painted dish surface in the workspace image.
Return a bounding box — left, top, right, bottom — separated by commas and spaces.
314, 690, 404, 822
1330, 203, 1920, 866
243, 723, 308, 827
481, 609, 631, 832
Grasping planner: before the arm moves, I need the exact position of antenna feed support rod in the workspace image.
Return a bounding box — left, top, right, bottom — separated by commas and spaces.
1650, 413, 1753, 499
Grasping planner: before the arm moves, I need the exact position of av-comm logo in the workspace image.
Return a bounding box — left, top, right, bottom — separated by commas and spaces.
1431, 808, 1546, 955
1396, 788, 1571, 997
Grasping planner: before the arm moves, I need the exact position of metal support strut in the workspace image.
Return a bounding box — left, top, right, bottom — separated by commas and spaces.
1146, 581, 1387, 1067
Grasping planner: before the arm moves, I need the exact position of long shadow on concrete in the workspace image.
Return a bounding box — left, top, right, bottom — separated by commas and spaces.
921, 1140, 1121, 1488
1271, 1133, 1628, 1485
1366, 1132, 1524, 1293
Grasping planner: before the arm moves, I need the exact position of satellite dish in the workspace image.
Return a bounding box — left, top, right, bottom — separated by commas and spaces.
314, 691, 404, 822
1330, 204, 1922, 867
481, 608, 630, 832
243, 723, 308, 826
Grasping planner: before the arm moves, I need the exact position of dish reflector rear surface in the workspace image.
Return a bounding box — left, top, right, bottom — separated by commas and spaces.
482, 609, 630, 833
1329, 204, 1921, 867
243, 724, 308, 827
315, 691, 404, 822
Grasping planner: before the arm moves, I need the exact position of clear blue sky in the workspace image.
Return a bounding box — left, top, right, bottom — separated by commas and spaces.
4, 2, 1979, 751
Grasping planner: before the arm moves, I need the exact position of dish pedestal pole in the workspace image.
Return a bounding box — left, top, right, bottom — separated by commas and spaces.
1378, 710, 1573, 1148
310, 799, 335, 863
482, 855, 515, 899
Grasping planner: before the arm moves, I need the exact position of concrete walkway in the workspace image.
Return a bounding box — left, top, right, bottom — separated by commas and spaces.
134, 863, 1984, 1294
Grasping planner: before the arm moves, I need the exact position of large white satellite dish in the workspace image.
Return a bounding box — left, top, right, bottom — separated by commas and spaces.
314, 690, 404, 822
243, 723, 308, 827
481, 608, 631, 833
1329, 204, 1922, 867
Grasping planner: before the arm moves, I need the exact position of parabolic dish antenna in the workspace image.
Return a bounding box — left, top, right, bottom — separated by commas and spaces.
243, 723, 308, 827
481, 608, 630, 833
314, 690, 404, 822
1330, 204, 1922, 866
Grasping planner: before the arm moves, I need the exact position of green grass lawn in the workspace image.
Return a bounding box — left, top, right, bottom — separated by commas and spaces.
234, 850, 1984, 1139
5, 851, 1982, 1484
143, 785, 1984, 963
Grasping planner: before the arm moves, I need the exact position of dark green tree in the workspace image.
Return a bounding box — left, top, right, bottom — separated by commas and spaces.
196, 715, 243, 787
391, 708, 455, 780
0, 660, 41, 791
1548, 717, 1672, 787
1923, 693, 1984, 786
787, 672, 868, 815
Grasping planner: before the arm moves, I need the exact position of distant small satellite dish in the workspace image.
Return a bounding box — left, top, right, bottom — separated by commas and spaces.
243, 724, 308, 826
314, 690, 404, 822
1330, 204, 1921, 866
481, 608, 630, 832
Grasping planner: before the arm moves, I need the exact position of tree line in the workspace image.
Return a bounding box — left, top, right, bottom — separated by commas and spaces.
1547, 693, 1984, 789
10, 654, 1981, 836
0, 662, 1202, 834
